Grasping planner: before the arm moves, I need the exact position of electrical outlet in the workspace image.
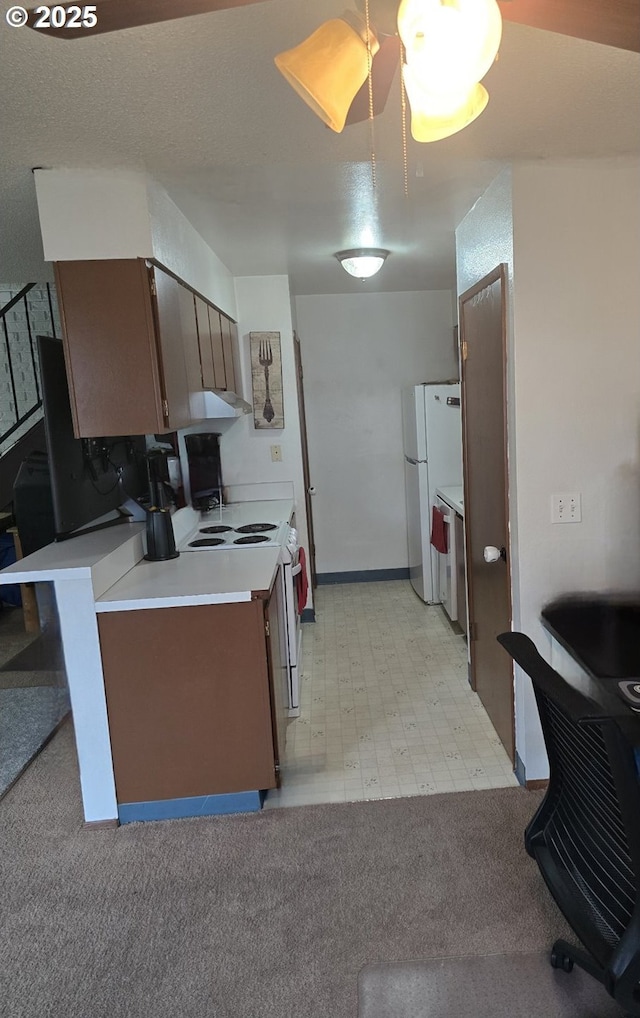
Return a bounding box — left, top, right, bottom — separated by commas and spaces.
270, 445, 282, 463
551, 493, 582, 524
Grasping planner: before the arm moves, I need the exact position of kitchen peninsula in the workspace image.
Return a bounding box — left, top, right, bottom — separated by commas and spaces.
0, 498, 293, 825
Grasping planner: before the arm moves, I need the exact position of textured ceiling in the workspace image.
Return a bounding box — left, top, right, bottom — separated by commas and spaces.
1, 0, 639, 293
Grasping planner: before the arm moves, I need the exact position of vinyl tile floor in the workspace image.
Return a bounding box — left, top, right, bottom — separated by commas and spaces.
264, 581, 518, 810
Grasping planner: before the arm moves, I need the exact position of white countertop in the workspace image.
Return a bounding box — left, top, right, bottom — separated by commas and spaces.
0, 498, 294, 610
95, 545, 282, 611
436, 486, 464, 517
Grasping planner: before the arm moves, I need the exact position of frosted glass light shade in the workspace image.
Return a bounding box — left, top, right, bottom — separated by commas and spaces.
274, 18, 380, 133
397, 0, 501, 142
335, 248, 390, 279
397, 0, 502, 93
403, 66, 489, 141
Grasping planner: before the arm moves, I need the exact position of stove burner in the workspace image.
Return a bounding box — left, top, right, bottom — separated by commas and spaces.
188, 538, 226, 548
234, 534, 270, 545
200, 525, 233, 534
235, 523, 278, 534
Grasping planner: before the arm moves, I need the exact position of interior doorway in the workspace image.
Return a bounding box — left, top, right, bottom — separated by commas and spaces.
293, 333, 317, 589
459, 265, 514, 762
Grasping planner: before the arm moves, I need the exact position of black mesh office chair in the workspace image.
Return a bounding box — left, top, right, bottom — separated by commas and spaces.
498, 631, 640, 1015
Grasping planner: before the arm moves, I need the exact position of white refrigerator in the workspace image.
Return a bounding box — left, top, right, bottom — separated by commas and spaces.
402, 383, 463, 602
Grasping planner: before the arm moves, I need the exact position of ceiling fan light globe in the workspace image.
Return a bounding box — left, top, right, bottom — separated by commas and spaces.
274, 18, 380, 133
406, 79, 489, 142
398, 0, 502, 89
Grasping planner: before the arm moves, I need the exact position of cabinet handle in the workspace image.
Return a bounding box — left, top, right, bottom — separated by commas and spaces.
162, 398, 169, 419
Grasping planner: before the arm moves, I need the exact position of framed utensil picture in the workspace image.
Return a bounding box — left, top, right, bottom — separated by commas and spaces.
249, 332, 284, 429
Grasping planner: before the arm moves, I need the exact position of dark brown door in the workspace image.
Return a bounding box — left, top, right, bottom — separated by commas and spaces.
459, 264, 514, 762
293, 333, 316, 587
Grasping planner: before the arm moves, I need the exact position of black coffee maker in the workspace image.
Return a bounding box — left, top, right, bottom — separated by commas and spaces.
184, 433, 224, 511
144, 452, 179, 562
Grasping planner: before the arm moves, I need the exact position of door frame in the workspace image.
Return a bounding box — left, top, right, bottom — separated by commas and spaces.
459, 264, 514, 750
293, 332, 317, 588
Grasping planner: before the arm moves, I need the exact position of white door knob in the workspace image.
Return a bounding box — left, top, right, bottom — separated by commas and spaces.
484, 545, 503, 563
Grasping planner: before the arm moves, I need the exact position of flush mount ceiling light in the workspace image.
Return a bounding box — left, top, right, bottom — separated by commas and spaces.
335, 248, 390, 280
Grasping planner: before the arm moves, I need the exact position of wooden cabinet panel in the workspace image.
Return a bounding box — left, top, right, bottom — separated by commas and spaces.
149, 266, 191, 431
265, 569, 288, 772
178, 284, 202, 407
54, 259, 164, 437
208, 307, 226, 390
98, 600, 277, 804
194, 295, 215, 389
220, 314, 237, 394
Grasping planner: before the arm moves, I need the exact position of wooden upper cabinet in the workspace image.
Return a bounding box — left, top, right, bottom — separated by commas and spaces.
178, 285, 200, 393
54, 257, 239, 436
221, 315, 238, 395
149, 265, 191, 432
54, 258, 192, 437
54, 259, 165, 437
208, 307, 226, 390
194, 295, 215, 389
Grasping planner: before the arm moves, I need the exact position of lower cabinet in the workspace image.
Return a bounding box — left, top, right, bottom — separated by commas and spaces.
97, 595, 282, 806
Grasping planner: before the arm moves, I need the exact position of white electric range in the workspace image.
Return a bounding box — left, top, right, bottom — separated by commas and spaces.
177, 501, 290, 553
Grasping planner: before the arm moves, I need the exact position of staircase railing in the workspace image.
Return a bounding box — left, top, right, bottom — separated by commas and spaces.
0, 283, 56, 449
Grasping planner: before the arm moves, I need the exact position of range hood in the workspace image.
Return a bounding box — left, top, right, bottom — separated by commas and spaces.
199, 388, 252, 419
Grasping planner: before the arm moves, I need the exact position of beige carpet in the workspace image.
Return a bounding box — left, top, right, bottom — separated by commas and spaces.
1, 722, 571, 1018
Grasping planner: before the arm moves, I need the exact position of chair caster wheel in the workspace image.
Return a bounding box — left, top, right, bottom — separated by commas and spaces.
550, 949, 573, 973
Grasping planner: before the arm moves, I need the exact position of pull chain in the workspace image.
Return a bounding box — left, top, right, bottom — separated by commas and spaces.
400, 47, 409, 198
364, 0, 377, 191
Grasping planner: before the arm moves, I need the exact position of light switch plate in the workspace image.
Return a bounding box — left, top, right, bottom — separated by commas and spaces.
551, 493, 581, 524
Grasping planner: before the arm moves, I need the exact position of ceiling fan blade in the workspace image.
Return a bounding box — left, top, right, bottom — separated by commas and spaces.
344, 35, 401, 127
498, 0, 640, 53
27, 0, 270, 39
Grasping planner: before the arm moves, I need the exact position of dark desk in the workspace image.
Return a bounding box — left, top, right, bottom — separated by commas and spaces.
541, 594, 640, 737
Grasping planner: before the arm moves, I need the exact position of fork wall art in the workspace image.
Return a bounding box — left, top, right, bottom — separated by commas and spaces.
249, 332, 284, 429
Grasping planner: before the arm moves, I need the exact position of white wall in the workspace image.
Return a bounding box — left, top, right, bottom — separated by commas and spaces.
34, 169, 236, 316
147, 182, 236, 317
295, 291, 456, 574
456, 157, 640, 779
218, 275, 311, 607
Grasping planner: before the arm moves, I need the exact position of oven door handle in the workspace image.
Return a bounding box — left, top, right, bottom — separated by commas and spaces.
291, 562, 302, 576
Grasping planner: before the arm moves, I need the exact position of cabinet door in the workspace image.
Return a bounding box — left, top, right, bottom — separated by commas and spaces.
194, 296, 215, 389
149, 266, 191, 431
265, 568, 289, 772
208, 307, 227, 390
220, 314, 238, 394
98, 600, 277, 804
54, 259, 165, 437
178, 284, 205, 420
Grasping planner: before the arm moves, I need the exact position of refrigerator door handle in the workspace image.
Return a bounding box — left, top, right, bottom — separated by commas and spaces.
405, 456, 427, 465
